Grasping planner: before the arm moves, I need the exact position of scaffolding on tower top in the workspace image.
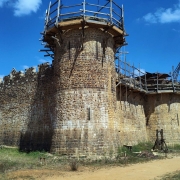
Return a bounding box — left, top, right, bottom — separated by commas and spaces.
43, 0, 125, 33
40, 0, 127, 59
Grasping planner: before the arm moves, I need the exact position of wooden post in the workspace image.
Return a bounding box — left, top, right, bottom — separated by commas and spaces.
110, 0, 113, 24
56, 0, 61, 25
122, 4, 124, 32
45, 1, 51, 31
83, 0, 86, 20
172, 66, 175, 92
157, 72, 158, 92
124, 55, 126, 77
133, 64, 135, 88
139, 64, 142, 90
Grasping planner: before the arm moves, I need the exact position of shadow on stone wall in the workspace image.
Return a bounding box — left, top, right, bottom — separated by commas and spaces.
19, 64, 57, 152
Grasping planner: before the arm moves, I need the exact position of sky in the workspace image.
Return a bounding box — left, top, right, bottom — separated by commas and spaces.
0, 0, 180, 79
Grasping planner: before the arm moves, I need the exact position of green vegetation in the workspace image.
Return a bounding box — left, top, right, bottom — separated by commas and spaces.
157, 171, 180, 180
169, 144, 180, 152
118, 141, 153, 155
80, 142, 158, 166
116, 142, 156, 164
0, 146, 67, 179
0, 147, 48, 173
0, 142, 180, 179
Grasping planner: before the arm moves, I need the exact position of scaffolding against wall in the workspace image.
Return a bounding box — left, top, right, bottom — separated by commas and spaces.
40, 0, 180, 94
172, 62, 180, 83
115, 52, 180, 94
115, 49, 147, 92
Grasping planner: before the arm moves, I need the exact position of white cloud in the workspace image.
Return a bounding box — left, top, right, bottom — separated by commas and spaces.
14, 0, 42, 16
39, 59, 51, 63
0, 0, 42, 16
173, 28, 180, 33
143, 13, 157, 24
0, 75, 4, 79
22, 65, 37, 72
134, 69, 145, 77
0, 0, 8, 7
22, 65, 29, 70
143, 0, 180, 24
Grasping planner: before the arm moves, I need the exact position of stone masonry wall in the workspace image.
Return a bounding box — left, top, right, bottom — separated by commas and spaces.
0, 26, 180, 155
0, 68, 37, 147
51, 28, 120, 155
116, 86, 147, 145
0, 63, 57, 152
145, 93, 180, 145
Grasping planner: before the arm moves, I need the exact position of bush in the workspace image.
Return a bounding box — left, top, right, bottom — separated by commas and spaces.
161, 170, 180, 180
69, 159, 79, 171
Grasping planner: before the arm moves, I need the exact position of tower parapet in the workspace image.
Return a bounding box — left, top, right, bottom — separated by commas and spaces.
39, 0, 127, 155
40, 0, 127, 59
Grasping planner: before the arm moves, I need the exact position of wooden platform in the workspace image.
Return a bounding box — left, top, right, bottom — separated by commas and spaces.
44, 17, 126, 48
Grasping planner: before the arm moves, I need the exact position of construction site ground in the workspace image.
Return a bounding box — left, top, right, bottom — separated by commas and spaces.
5, 155, 180, 180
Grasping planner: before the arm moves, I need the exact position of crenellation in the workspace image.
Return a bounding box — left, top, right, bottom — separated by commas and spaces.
0, 79, 3, 86
1, 7, 180, 156
25, 67, 37, 76
3, 75, 11, 85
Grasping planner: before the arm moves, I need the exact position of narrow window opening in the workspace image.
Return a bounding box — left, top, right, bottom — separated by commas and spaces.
87, 107, 90, 120
177, 114, 179, 126
116, 86, 120, 101
68, 41, 71, 60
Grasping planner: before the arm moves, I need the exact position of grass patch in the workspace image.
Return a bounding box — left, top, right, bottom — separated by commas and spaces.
82, 142, 158, 167
0, 147, 54, 176
158, 170, 180, 180
116, 142, 158, 164
118, 142, 153, 155
170, 144, 180, 151
166, 144, 180, 155
0, 142, 179, 179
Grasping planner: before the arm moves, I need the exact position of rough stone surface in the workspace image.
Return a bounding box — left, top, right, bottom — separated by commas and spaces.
116, 87, 147, 146
145, 94, 180, 146
52, 28, 119, 155
0, 27, 180, 155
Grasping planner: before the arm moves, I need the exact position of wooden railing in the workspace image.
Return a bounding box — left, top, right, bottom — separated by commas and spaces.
44, 0, 124, 32
116, 56, 180, 93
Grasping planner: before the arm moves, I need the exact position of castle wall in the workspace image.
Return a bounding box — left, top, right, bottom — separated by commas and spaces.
0, 64, 57, 152
0, 27, 180, 155
1, 64, 180, 154
145, 93, 180, 145
51, 28, 120, 155
0, 68, 36, 146
116, 86, 147, 145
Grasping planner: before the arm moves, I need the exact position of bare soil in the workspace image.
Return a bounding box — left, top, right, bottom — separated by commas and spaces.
5, 156, 180, 180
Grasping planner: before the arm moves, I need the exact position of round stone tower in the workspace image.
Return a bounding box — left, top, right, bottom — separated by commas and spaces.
41, 0, 126, 156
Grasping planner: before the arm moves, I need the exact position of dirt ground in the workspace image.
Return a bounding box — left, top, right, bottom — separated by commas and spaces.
6, 156, 180, 180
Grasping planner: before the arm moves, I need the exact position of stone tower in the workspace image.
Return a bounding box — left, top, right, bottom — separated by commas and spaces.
41, 0, 126, 155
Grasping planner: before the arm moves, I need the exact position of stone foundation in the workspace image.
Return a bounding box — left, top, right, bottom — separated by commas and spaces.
0, 27, 180, 155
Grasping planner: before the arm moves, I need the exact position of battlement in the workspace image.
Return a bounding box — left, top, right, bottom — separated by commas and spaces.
1, 0, 180, 156
0, 63, 53, 88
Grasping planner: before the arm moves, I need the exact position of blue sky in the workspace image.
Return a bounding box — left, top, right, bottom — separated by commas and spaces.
0, 0, 180, 79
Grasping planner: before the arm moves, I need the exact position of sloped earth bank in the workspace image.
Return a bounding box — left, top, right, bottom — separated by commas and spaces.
6, 156, 180, 180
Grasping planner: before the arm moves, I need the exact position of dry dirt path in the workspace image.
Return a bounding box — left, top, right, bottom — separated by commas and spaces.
45, 156, 180, 180
7, 156, 180, 180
